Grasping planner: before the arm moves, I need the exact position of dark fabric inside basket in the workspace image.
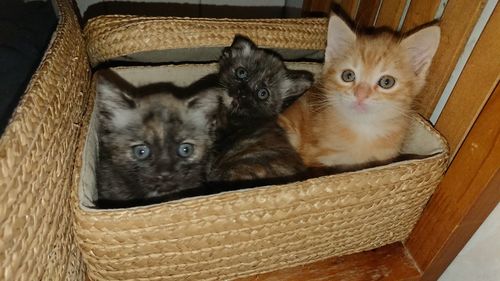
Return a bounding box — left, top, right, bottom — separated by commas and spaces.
80, 1, 304, 24
101, 47, 324, 67
0, 0, 57, 135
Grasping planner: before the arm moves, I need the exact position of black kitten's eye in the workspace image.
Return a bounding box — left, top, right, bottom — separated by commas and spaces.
256, 88, 269, 100
177, 143, 194, 158
235, 67, 248, 80
341, 70, 356, 82
132, 144, 151, 160
378, 75, 396, 89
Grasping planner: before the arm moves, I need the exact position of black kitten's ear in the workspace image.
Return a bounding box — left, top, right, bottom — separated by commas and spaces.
221, 35, 257, 60
96, 70, 137, 127
222, 46, 232, 58
284, 70, 314, 99
230, 35, 257, 52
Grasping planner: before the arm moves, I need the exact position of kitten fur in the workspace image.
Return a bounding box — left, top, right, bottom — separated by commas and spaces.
207, 36, 314, 183
96, 70, 228, 207
279, 15, 440, 170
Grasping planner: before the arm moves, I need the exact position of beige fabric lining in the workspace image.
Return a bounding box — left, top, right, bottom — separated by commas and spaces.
80, 62, 445, 208
112, 47, 324, 64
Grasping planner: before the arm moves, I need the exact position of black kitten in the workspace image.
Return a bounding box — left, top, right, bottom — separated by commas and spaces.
218, 35, 314, 123
207, 36, 314, 184
96, 70, 226, 208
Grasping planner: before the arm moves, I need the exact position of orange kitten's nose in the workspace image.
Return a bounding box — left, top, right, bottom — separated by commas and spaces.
354, 83, 372, 103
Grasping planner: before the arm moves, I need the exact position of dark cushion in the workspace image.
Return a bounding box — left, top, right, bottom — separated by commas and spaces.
0, 0, 57, 135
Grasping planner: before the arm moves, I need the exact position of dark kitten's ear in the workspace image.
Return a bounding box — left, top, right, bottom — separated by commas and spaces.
283, 69, 314, 99
230, 35, 257, 54
185, 89, 227, 129
96, 70, 137, 127
96, 70, 135, 110
222, 46, 232, 59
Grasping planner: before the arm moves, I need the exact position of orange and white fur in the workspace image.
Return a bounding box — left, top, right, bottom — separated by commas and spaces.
279, 15, 440, 170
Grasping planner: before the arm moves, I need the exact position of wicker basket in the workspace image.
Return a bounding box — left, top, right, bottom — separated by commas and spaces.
73, 61, 449, 280
0, 0, 89, 280
84, 15, 328, 66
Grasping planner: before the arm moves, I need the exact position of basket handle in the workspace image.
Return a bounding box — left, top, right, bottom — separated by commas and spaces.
84, 15, 328, 66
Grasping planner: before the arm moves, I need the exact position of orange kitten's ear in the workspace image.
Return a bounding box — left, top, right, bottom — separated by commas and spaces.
325, 14, 356, 65
401, 26, 441, 78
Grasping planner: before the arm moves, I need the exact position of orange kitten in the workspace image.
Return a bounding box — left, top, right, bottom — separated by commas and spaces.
279, 15, 440, 170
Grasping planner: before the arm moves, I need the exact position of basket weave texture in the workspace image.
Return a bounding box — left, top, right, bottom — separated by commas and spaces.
73, 69, 449, 280
84, 15, 328, 66
0, 0, 89, 280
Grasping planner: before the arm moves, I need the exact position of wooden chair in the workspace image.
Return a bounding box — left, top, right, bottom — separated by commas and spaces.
241, 1, 500, 280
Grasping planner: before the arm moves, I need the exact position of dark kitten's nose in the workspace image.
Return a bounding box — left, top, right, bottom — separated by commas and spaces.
158, 172, 172, 180
237, 88, 246, 98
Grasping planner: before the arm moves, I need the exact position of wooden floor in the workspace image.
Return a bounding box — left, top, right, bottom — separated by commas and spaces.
238, 243, 420, 281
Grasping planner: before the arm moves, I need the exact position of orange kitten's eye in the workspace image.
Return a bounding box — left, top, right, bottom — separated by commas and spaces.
378, 75, 396, 89
341, 70, 356, 82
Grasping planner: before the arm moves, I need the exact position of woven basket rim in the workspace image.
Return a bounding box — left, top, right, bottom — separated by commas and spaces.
85, 14, 328, 25
77, 150, 446, 213
83, 14, 329, 66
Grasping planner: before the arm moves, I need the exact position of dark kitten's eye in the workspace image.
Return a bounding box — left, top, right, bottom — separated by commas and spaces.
235, 67, 248, 80
177, 143, 194, 158
341, 70, 356, 82
256, 88, 269, 100
132, 144, 151, 160
378, 75, 396, 89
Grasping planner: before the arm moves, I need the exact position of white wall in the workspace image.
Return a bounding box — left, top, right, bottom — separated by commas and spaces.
439, 203, 500, 281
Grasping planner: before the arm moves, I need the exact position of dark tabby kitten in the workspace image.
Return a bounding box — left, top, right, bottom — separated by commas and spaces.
96, 70, 227, 208
207, 36, 314, 184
